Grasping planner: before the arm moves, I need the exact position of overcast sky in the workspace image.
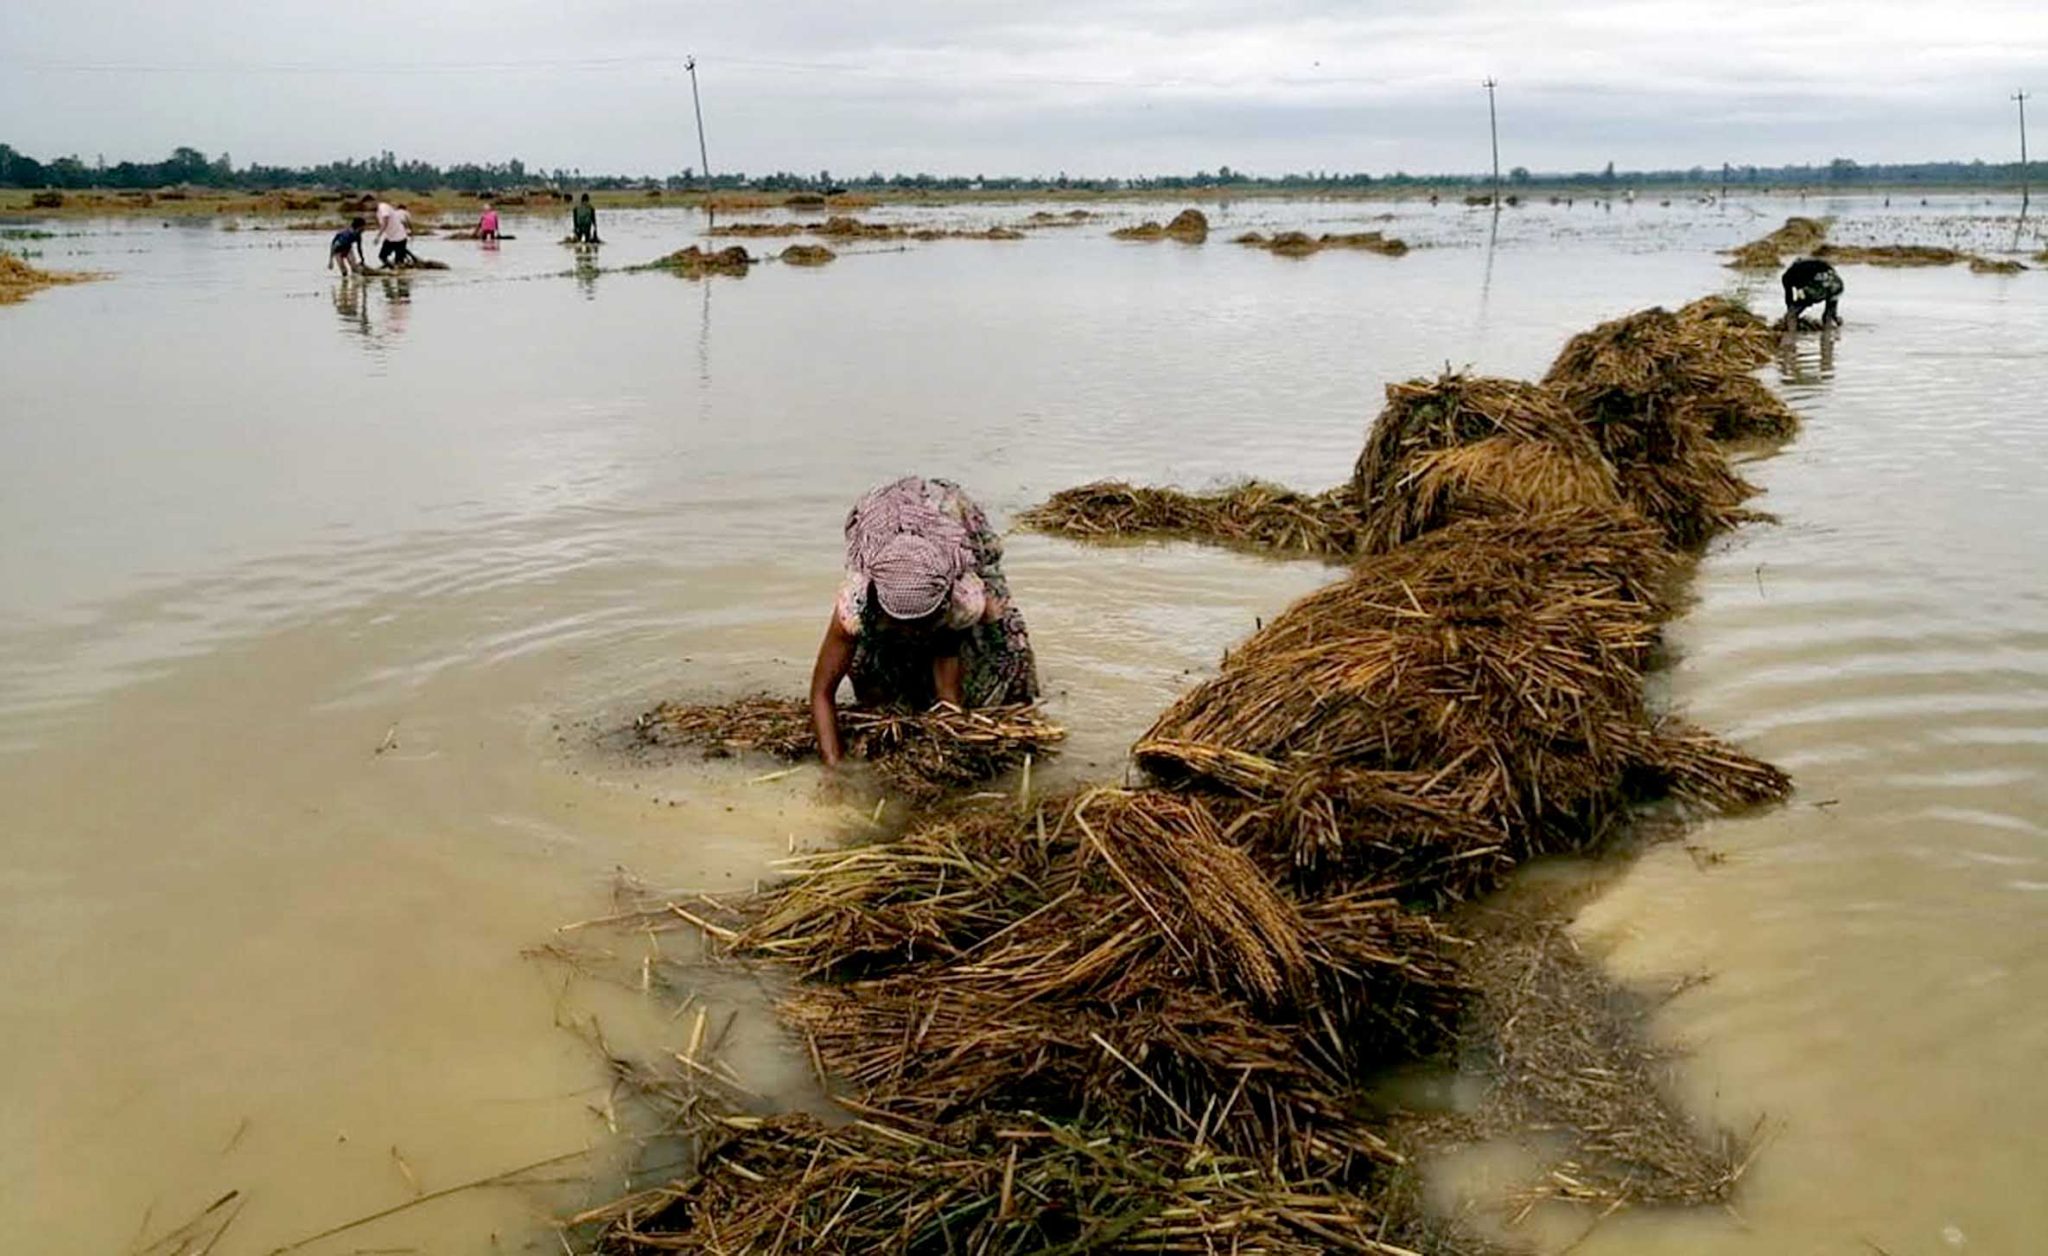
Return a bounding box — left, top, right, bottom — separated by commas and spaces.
2, 1, 2041, 177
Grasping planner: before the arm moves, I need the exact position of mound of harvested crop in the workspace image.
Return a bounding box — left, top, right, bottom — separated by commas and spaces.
1723, 215, 1829, 269
1816, 242, 1964, 267
634, 696, 1062, 800
1018, 479, 1363, 558
1112, 208, 1208, 243
706, 221, 806, 237
778, 243, 836, 266
1138, 511, 1784, 893
647, 244, 752, 276
815, 216, 903, 239
1240, 230, 1410, 258
1544, 307, 1770, 546
0, 251, 96, 305
1968, 256, 2026, 274
1349, 373, 1619, 553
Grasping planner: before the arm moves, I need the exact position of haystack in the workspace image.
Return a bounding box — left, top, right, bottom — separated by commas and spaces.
648, 244, 753, 276
1240, 230, 1410, 258
1018, 480, 1363, 559
1543, 307, 1770, 546
1137, 511, 1786, 893
778, 243, 837, 266
585, 1110, 1479, 1255
1816, 242, 1965, 268
723, 787, 1462, 1165
1349, 373, 1616, 553
634, 697, 1062, 801
1968, 256, 2026, 274
0, 251, 95, 305
1112, 208, 1207, 243
1722, 215, 1828, 269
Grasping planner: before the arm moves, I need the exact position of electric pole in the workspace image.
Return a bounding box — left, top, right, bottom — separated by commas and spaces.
687, 56, 711, 190
1483, 78, 1501, 207
2016, 90, 2031, 214
1720, 161, 1729, 204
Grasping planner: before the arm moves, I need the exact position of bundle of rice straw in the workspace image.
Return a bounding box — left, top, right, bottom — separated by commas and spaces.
634, 697, 1062, 799
1349, 373, 1623, 553
1018, 480, 1363, 558
1137, 511, 1788, 894
582, 1110, 1466, 1255
726, 788, 1461, 1167
1722, 215, 1828, 269
1542, 307, 1773, 546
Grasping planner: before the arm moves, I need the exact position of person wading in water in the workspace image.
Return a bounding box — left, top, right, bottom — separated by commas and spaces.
808, 476, 1039, 768
1781, 257, 1844, 330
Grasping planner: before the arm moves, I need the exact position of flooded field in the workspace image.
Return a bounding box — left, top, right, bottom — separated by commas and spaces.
1, 194, 2043, 1254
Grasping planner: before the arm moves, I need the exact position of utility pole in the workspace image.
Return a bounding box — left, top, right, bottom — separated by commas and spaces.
2015, 90, 2031, 214
687, 56, 711, 190
1720, 161, 1729, 204
1483, 78, 1501, 207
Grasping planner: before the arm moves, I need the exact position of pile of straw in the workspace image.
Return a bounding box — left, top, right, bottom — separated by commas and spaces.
646, 245, 753, 276
634, 697, 1064, 800
1348, 374, 1619, 554
1137, 511, 1785, 895
589, 1110, 1478, 1255
1722, 215, 1828, 269
778, 244, 837, 266
1543, 307, 1777, 546
1018, 480, 1364, 558
1237, 230, 1411, 258
1111, 209, 1210, 243
707, 222, 808, 237
0, 251, 95, 304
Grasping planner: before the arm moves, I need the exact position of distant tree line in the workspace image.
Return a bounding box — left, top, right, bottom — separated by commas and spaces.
0, 142, 2037, 194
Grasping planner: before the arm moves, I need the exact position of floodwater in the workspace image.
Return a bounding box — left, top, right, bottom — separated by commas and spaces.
0, 194, 2041, 1254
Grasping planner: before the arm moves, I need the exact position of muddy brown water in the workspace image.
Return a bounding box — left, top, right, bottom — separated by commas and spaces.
1, 195, 2042, 1254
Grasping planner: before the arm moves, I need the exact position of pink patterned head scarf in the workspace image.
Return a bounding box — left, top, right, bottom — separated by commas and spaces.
845, 478, 975, 623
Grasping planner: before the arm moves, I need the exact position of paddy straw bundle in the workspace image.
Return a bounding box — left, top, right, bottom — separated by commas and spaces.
1723, 215, 1828, 269
588, 1110, 1459, 1256
1137, 511, 1787, 894
1349, 374, 1622, 554
726, 788, 1461, 1163
1542, 307, 1780, 547
1017, 480, 1364, 558
635, 697, 1064, 799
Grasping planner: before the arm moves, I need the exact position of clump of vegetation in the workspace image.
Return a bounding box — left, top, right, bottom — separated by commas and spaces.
645, 244, 753, 276
0, 250, 96, 304
1238, 229, 1410, 258
1112, 208, 1209, 242
778, 243, 837, 266
1723, 214, 1829, 269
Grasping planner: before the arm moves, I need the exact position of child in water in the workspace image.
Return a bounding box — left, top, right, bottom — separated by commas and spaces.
328, 217, 368, 275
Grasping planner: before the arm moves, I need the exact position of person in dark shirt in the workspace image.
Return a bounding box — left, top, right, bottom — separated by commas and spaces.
1781, 257, 1843, 329
328, 217, 368, 275
571, 193, 600, 244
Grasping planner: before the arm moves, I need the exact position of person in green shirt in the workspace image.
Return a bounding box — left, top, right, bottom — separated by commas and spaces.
571, 193, 600, 244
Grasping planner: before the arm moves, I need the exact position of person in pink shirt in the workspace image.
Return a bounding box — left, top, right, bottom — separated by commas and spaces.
476, 204, 500, 241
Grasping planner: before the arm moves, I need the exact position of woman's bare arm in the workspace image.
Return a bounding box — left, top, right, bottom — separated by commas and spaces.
809, 613, 856, 766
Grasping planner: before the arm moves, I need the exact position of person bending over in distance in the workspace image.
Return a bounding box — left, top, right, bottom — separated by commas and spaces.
1781, 257, 1843, 330
328, 217, 368, 275
809, 476, 1040, 768
571, 192, 600, 244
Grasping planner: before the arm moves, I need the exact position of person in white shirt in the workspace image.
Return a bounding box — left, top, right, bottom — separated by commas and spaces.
375, 201, 413, 267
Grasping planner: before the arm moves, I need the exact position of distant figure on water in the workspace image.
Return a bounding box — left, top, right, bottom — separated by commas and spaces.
328, 216, 368, 275
809, 476, 1039, 767
375, 200, 414, 267
571, 193, 600, 244
476, 204, 500, 241
1781, 257, 1843, 329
